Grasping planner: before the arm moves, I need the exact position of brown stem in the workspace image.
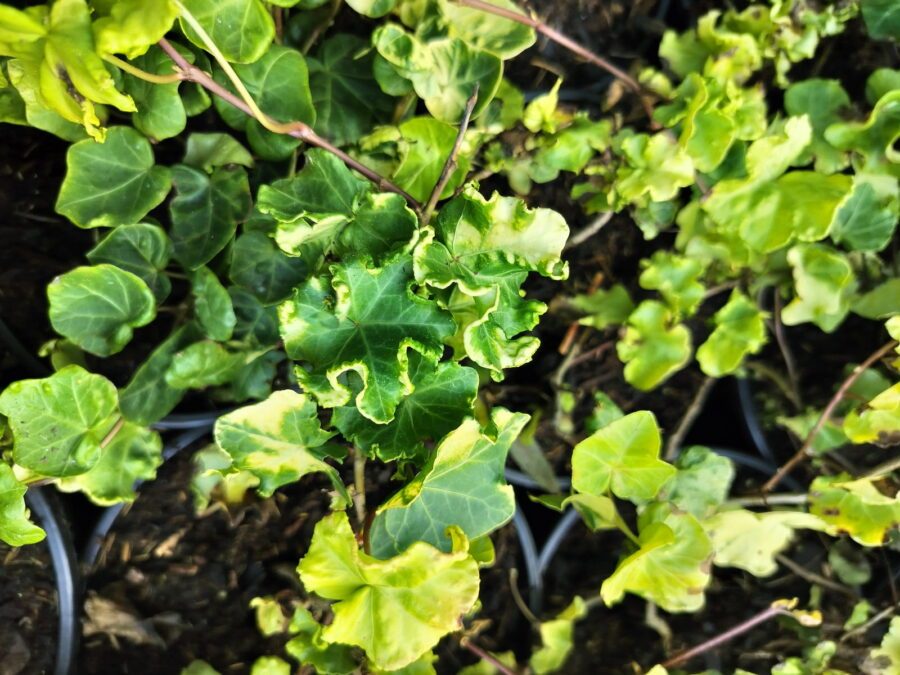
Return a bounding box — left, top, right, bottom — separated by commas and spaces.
454, 0, 657, 120
156, 39, 421, 213
422, 85, 479, 223
662, 603, 792, 670
762, 339, 899, 494
664, 376, 715, 461
460, 638, 518, 675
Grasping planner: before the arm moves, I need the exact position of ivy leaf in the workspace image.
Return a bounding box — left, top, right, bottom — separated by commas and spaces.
658, 446, 735, 519
229, 231, 311, 305
853, 279, 900, 320
119, 323, 203, 425
393, 117, 471, 202
0, 464, 45, 546
92, 0, 177, 59
441, 0, 536, 59
571, 411, 675, 503
0, 365, 118, 477
784, 79, 851, 174
190, 267, 236, 342
297, 511, 480, 671
345, 0, 396, 18
866, 68, 900, 105
214, 389, 347, 500
179, 0, 274, 64
639, 251, 705, 317
414, 188, 568, 378
703, 509, 826, 577
278, 256, 455, 424
601, 504, 712, 613
782, 244, 855, 332
368, 409, 529, 557
86, 223, 173, 302
284, 606, 357, 675
261, 150, 416, 266
374, 27, 501, 122
165, 341, 248, 389
169, 164, 252, 270
809, 474, 900, 546
616, 300, 692, 391
333, 353, 479, 462
212, 45, 315, 159
830, 179, 898, 253
48, 264, 156, 357
56, 127, 172, 228
230, 287, 280, 347
530, 597, 587, 675
844, 383, 900, 446
56, 422, 162, 505
183, 132, 254, 173
121, 45, 186, 141
615, 131, 695, 203
870, 616, 900, 674
226, 351, 282, 402
572, 284, 635, 330
825, 90, 900, 176
862, 0, 900, 41
308, 34, 394, 146
697, 290, 767, 377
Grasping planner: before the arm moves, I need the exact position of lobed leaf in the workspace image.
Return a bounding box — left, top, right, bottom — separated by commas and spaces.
696, 290, 767, 377
86, 223, 173, 302
297, 511, 480, 670
809, 474, 900, 546
616, 300, 692, 391
0, 464, 45, 546
368, 408, 529, 557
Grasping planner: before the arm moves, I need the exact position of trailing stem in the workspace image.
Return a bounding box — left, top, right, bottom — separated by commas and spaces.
761, 339, 899, 494
453, 0, 658, 121
422, 85, 479, 224
662, 600, 811, 670
154, 39, 421, 212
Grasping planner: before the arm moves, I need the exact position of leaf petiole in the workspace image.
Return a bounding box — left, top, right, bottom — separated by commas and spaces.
102, 54, 183, 85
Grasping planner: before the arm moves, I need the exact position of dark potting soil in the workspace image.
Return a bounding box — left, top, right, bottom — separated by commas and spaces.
79, 446, 527, 674
0, 540, 59, 675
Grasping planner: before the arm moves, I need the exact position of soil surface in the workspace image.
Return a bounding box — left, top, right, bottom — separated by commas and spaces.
0, 539, 59, 675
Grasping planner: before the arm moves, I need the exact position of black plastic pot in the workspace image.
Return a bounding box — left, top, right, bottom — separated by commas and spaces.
25, 487, 80, 675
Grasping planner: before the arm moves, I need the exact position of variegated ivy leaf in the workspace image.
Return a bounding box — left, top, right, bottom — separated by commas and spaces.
0, 365, 118, 477
784, 78, 851, 174
0, 1, 137, 141
571, 411, 675, 503
56, 422, 162, 505
572, 284, 635, 331
702, 509, 826, 577
284, 605, 356, 675
809, 474, 900, 546
844, 383, 900, 446
614, 131, 694, 204
373, 25, 502, 123
658, 446, 735, 519
333, 353, 479, 463
825, 90, 900, 176
414, 187, 568, 379
214, 390, 347, 501
86, 223, 173, 303
638, 251, 705, 317
0, 464, 45, 546
530, 597, 586, 675
259, 150, 417, 268
48, 264, 156, 357
440, 0, 536, 59
601, 503, 712, 613
279, 256, 455, 424
368, 408, 528, 558
704, 117, 853, 253
782, 244, 855, 332
870, 616, 900, 675
616, 300, 692, 391
179, 0, 274, 64
297, 511, 480, 671
697, 290, 767, 377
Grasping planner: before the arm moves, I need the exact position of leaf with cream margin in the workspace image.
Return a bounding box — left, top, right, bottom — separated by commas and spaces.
297, 511, 480, 671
